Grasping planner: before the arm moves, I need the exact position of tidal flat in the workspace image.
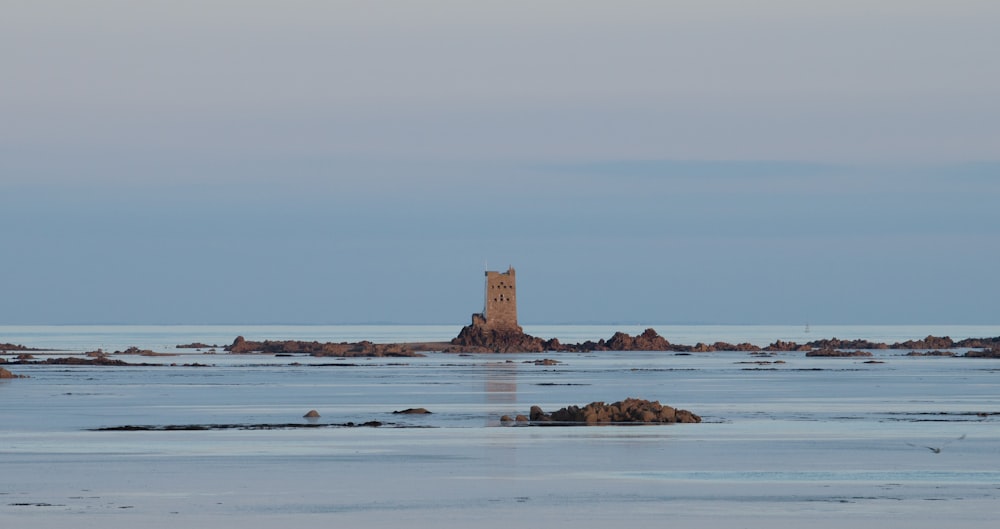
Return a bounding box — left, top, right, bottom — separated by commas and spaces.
2, 325, 999, 528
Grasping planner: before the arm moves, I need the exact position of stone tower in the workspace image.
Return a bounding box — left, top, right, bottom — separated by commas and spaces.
479, 266, 520, 332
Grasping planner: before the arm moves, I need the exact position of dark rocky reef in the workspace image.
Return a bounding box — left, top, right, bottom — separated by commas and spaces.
114, 346, 176, 357
92, 421, 387, 431
0, 343, 43, 352
393, 408, 432, 415
448, 327, 694, 353
584, 329, 674, 351
226, 336, 423, 357
526, 358, 560, 365
9, 355, 208, 367
804, 338, 889, 350
176, 342, 219, 349
805, 349, 873, 357
35, 356, 136, 366
905, 350, 956, 357
763, 340, 813, 352
964, 347, 1000, 358
448, 324, 550, 353
528, 398, 701, 425
446, 326, 1000, 355
767, 335, 1000, 352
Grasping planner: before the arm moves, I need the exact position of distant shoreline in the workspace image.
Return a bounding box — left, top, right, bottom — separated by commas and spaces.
4, 328, 1000, 360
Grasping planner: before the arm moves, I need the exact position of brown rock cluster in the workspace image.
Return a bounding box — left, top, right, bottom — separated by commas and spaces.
448, 325, 549, 353
805, 349, 873, 357
605, 329, 672, 351
804, 338, 889, 350
526, 358, 560, 365
762, 340, 812, 352
964, 347, 1000, 358
40, 356, 134, 366
1, 343, 39, 352
226, 336, 422, 357
393, 408, 432, 414
449, 327, 763, 353
214, 331, 1000, 356
528, 398, 701, 425
0, 367, 27, 379
176, 342, 218, 349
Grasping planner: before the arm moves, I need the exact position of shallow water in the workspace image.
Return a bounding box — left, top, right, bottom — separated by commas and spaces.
2, 326, 1000, 528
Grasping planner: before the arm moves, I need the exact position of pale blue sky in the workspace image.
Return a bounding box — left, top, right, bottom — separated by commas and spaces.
2, 1, 998, 324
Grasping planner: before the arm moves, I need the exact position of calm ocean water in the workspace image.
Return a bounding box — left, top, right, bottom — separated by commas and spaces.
2, 325, 999, 528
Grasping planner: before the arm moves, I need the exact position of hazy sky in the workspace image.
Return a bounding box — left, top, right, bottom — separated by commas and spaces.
2, 1, 998, 325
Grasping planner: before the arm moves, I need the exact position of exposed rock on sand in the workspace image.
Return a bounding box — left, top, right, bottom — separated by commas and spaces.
528, 398, 700, 425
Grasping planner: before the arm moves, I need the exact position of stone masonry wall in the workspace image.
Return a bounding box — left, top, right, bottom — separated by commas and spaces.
483, 267, 519, 331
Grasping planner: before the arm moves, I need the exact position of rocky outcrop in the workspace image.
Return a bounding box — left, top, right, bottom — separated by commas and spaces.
1, 343, 41, 352
221, 329, 1000, 356
801, 335, 1000, 351
447, 327, 776, 354
689, 341, 761, 352
905, 350, 956, 357
763, 340, 812, 352
176, 342, 219, 349
114, 346, 175, 356
806, 338, 888, 350
964, 347, 1000, 358
528, 398, 700, 425
605, 329, 672, 351
952, 336, 1000, 349
448, 327, 696, 353
0, 367, 27, 379
39, 356, 135, 366
226, 336, 423, 357
448, 324, 548, 353
526, 358, 560, 365
393, 408, 432, 414
561, 329, 682, 352
805, 349, 873, 357
892, 335, 955, 350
